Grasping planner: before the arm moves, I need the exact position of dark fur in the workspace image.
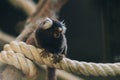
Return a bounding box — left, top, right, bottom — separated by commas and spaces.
35, 19, 67, 55
35, 18, 67, 80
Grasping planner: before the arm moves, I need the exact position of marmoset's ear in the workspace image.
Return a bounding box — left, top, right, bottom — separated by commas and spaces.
42, 17, 53, 30
61, 20, 67, 33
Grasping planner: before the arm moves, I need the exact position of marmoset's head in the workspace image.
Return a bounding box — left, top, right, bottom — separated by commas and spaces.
35, 17, 67, 53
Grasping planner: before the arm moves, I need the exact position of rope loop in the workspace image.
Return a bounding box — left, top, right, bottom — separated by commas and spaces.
0, 41, 120, 77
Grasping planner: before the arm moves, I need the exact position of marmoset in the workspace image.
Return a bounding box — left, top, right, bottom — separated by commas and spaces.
35, 18, 67, 55
35, 17, 67, 80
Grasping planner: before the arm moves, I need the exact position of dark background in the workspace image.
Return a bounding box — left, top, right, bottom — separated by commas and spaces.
1, 0, 120, 63
61, 0, 120, 62
60, 0, 105, 62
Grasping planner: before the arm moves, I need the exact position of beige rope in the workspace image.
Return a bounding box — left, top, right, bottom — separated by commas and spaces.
1, 41, 120, 77
0, 49, 38, 78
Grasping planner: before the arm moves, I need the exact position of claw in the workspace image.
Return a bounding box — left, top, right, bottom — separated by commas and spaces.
40, 50, 50, 58
52, 54, 63, 64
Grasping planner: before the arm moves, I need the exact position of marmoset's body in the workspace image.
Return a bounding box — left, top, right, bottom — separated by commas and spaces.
34, 18, 67, 80
35, 18, 67, 55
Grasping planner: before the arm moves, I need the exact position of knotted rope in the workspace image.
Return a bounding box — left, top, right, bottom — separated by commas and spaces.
0, 41, 120, 77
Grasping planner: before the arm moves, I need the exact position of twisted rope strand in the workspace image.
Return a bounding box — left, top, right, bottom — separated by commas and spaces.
1, 41, 120, 77
0, 49, 38, 78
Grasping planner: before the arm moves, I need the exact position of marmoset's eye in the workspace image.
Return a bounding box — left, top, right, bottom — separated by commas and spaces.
54, 31, 61, 38
53, 27, 62, 38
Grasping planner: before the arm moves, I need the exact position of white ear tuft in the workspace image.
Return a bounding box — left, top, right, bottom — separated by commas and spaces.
43, 17, 53, 30
61, 20, 67, 33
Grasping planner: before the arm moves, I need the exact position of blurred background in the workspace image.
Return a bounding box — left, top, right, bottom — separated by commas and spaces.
60, 0, 120, 63
0, 0, 120, 80
0, 0, 120, 64
0, 0, 120, 65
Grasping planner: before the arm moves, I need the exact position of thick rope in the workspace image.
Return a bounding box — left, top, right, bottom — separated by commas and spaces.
0, 41, 120, 77
0, 50, 38, 78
